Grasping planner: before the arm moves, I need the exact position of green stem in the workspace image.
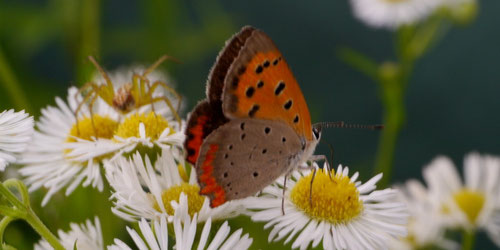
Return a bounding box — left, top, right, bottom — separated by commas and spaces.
0, 181, 63, 249
0, 205, 21, 218
373, 66, 406, 187
0, 184, 24, 209
3, 179, 30, 207
0, 47, 32, 112
0, 217, 16, 244
337, 47, 380, 82
25, 209, 64, 250
462, 230, 475, 250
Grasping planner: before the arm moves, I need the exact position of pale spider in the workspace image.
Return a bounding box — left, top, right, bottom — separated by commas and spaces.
74, 55, 182, 134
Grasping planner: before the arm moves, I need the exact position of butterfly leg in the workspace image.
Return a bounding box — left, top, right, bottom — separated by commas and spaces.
297, 162, 320, 206
309, 167, 317, 207
309, 155, 332, 179
281, 174, 288, 216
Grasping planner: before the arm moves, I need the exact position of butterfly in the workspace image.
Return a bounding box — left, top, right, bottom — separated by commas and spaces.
184, 26, 377, 208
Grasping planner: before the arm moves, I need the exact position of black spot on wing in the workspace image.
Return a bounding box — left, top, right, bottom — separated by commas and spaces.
246, 87, 255, 98
248, 104, 260, 117
275, 81, 285, 95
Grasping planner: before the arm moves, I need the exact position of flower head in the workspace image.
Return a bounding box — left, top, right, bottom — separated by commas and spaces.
109, 215, 252, 250
350, 0, 439, 29
19, 87, 119, 205
248, 163, 408, 250
390, 180, 458, 250
64, 111, 185, 164
423, 153, 500, 246
105, 150, 247, 223
63, 67, 184, 165
34, 217, 103, 250
0, 109, 33, 171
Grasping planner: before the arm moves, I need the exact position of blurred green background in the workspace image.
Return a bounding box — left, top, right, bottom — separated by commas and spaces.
0, 0, 499, 249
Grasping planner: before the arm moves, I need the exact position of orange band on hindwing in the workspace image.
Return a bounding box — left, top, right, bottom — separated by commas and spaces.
186, 115, 208, 164
184, 101, 228, 165
199, 144, 226, 207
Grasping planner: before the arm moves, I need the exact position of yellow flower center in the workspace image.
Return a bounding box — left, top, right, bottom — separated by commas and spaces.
453, 189, 485, 224
290, 169, 363, 224
67, 115, 118, 142
115, 112, 171, 140
154, 183, 205, 217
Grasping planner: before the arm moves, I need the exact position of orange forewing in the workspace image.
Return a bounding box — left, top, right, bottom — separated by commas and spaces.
224, 50, 312, 140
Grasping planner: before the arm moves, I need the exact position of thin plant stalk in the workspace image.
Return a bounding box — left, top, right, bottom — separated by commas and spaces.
0, 180, 64, 250
339, 14, 449, 187
77, 0, 100, 84
0, 47, 32, 112
462, 230, 475, 250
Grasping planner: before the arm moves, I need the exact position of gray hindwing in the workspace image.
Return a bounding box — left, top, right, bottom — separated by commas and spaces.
196, 118, 303, 201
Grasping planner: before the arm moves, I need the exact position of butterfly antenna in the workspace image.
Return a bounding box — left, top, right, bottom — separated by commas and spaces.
313, 121, 383, 131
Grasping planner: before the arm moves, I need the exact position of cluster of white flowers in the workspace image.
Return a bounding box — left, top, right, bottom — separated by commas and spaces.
349, 0, 477, 29
390, 152, 500, 249
23, 61, 500, 250
0, 65, 413, 249
11, 67, 256, 249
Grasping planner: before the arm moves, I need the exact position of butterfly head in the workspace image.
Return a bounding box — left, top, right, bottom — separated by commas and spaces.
298, 125, 322, 166
312, 126, 322, 142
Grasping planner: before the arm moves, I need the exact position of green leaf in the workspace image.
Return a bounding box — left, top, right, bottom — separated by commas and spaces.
336, 47, 379, 82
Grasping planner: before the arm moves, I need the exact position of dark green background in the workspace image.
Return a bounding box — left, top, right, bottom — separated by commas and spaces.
0, 0, 498, 249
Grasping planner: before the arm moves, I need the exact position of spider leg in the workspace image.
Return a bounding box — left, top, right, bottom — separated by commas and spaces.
142, 54, 181, 77
150, 96, 182, 127
74, 83, 100, 136
131, 73, 151, 113
87, 93, 99, 138
88, 56, 114, 92
147, 80, 182, 114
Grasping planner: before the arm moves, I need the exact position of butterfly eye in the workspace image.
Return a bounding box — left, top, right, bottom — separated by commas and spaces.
312, 127, 321, 140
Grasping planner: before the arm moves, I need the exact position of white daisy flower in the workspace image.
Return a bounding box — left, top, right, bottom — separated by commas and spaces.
390, 180, 458, 250
105, 150, 247, 223
247, 163, 408, 250
63, 65, 185, 164
109, 214, 252, 250
422, 153, 500, 246
0, 109, 33, 171
64, 111, 185, 164
35, 217, 103, 250
19, 87, 120, 206
350, 0, 439, 29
